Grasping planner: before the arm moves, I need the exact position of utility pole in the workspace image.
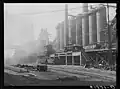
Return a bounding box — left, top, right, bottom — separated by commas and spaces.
107, 3, 113, 66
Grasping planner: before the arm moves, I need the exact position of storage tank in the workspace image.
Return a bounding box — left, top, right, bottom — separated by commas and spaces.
82, 3, 89, 46
71, 17, 76, 44
82, 12, 89, 46
89, 9, 97, 44
101, 6, 107, 42
76, 14, 82, 45
96, 5, 107, 43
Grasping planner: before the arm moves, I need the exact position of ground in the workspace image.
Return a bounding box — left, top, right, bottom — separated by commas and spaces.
4, 65, 116, 86
4, 73, 116, 86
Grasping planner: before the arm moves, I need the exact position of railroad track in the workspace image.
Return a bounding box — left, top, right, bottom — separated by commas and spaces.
48, 65, 116, 82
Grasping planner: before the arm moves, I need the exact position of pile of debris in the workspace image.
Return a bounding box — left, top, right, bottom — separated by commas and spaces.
13, 63, 48, 72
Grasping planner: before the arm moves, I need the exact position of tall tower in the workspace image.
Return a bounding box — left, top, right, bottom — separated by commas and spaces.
89, 9, 97, 44
68, 17, 72, 45
64, 4, 69, 47
76, 14, 82, 45
96, 5, 107, 43
82, 3, 88, 12
56, 24, 60, 50
82, 3, 89, 46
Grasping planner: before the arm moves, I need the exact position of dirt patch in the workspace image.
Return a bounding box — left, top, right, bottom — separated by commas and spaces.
4, 72, 116, 86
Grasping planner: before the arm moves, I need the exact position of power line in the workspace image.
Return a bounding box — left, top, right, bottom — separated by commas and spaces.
20, 6, 81, 15
20, 4, 116, 16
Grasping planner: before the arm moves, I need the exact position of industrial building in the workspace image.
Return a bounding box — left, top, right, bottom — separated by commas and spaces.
50, 3, 116, 69
38, 29, 49, 46
56, 4, 108, 49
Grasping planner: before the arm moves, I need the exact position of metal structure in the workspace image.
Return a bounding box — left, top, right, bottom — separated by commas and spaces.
52, 3, 116, 71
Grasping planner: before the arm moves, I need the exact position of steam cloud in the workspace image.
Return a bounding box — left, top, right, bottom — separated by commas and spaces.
4, 40, 46, 66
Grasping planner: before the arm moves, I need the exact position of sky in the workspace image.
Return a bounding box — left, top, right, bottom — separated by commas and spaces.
4, 3, 116, 45
4, 3, 116, 64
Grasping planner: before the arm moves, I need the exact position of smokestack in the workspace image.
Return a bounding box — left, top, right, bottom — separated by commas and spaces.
64, 4, 68, 47
96, 5, 107, 43
71, 17, 76, 44
82, 3, 88, 12
89, 9, 97, 44
82, 3, 89, 46
60, 23, 63, 50
56, 23, 60, 50
68, 17, 72, 44
61, 22, 64, 48
76, 14, 82, 45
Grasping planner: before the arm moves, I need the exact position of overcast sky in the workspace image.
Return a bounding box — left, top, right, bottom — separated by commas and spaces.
4, 3, 116, 46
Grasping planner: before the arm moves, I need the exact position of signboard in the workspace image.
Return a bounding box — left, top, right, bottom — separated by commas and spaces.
72, 52, 81, 56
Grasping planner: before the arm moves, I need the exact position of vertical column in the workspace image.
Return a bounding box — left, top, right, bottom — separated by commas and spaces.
56, 24, 60, 50
65, 53, 67, 65
64, 4, 68, 47
76, 18, 78, 44
96, 6, 106, 43
71, 17, 76, 44
82, 3, 88, 12
101, 6, 107, 42
82, 3, 89, 46
68, 17, 72, 44
96, 8, 102, 43
102, 6, 107, 28
89, 9, 97, 44
76, 14, 82, 45
61, 22, 65, 49
60, 23, 63, 50
80, 52, 82, 66
72, 56, 74, 65
82, 12, 89, 46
